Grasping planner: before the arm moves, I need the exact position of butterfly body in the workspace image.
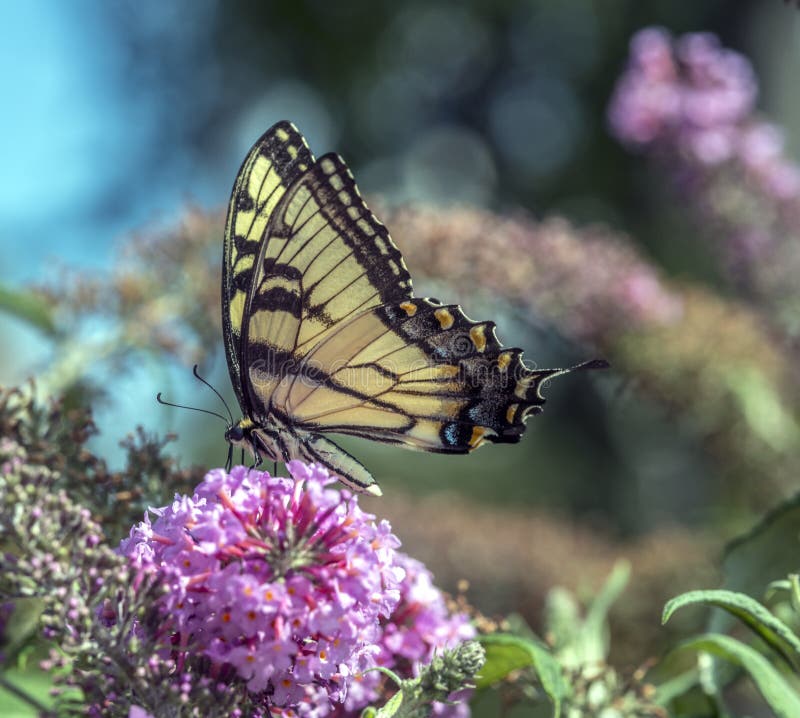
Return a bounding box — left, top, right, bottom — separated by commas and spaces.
222, 121, 605, 494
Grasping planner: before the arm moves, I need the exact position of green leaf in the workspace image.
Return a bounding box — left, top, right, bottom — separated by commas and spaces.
672, 633, 800, 718
0, 284, 56, 335
543, 586, 581, 656
651, 667, 700, 706
371, 689, 404, 718
725, 366, 799, 452
663, 589, 800, 671
722, 492, 800, 603
767, 579, 792, 597
477, 633, 566, 717
580, 560, 630, 664
503, 612, 542, 643
0, 599, 42, 658
0, 667, 56, 716
790, 574, 800, 615
715, 492, 800, 673
543, 561, 631, 669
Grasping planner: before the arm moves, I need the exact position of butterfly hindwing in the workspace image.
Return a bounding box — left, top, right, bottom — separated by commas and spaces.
273, 298, 566, 453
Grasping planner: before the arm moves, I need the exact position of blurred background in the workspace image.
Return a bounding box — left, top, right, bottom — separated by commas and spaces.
2, 0, 800, 685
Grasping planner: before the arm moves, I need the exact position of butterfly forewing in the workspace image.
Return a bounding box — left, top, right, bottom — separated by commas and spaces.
222, 121, 315, 413
240, 150, 413, 419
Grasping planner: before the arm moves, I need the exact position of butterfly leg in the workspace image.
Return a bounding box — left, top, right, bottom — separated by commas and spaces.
250, 448, 263, 470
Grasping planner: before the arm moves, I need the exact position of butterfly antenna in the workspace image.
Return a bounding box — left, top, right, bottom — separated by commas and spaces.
156, 393, 229, 424
193, 365, 234, 425
576, 358, 611, 371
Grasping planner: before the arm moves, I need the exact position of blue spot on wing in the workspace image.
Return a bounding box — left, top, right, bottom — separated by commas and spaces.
443, 423, 459, 446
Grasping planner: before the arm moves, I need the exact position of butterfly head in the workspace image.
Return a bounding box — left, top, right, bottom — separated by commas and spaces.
224, 419, 249, 447
224, 416, 290, 470
224, 417, 263, 466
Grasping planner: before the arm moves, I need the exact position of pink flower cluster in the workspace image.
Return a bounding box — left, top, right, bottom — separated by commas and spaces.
608, 27, 800, 302
608, 27, 800, 198
340, 554, 475, 717
119, 462, 473, 717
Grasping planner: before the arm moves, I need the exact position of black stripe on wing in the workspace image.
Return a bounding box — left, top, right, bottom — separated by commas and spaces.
222, 121, 315, 414
307, 152, 413, 304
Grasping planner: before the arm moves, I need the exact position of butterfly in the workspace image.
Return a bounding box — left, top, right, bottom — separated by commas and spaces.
222, 121, 606, 495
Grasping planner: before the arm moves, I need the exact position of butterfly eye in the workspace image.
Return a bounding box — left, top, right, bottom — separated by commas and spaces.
226, 425, 245, 443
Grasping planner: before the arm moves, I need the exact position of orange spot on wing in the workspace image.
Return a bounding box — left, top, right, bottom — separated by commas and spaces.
434, 308, 454, 329
469, 426, 487, 449
470, 325, 487, 352
506, 403, 518, 424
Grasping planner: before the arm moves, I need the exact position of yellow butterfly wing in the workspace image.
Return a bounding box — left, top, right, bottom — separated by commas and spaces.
222, 121, 315, 414
222, 121, 606, 492
224, 124, 413, 418
272, 298, 592, 453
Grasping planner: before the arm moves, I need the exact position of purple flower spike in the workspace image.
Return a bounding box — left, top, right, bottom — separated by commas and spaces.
118, 462, 474, 716
339, 554, 476, 717
608, 26, 800, 315
119, 463, 404, 713
608, 27, 757, 164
